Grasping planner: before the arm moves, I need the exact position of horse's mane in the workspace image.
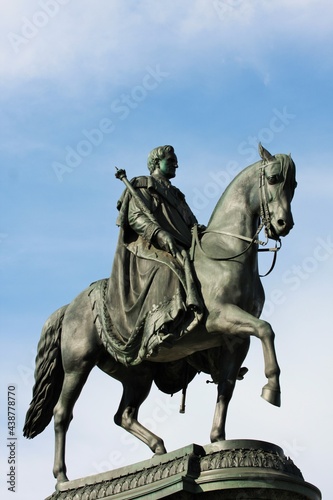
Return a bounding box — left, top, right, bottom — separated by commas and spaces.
207, 153, 296, 228
207, 159, 259, 226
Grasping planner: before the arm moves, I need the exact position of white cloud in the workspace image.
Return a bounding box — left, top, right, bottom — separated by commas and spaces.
1, 0, 333, 90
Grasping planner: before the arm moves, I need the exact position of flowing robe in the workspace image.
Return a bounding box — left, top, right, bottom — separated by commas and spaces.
106, 174, 201, 364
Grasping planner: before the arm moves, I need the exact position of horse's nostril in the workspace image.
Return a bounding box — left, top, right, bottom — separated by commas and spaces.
277, 219, 286, 227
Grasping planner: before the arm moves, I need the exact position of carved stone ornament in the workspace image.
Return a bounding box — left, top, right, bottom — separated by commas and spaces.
46, 441, 321, 500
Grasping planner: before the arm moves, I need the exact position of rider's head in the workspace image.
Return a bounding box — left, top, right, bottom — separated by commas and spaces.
147, 145, 178, 179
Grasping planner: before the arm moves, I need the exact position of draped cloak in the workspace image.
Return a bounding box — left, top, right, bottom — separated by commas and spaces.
105, 174, 202, 365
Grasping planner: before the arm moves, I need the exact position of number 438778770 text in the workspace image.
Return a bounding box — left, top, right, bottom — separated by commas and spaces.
7, 385, 17, 492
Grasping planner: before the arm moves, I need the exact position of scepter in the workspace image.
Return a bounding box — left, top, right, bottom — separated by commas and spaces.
114, 167, 184, 263
115, 167, 138, 198
114, 167, 159, 226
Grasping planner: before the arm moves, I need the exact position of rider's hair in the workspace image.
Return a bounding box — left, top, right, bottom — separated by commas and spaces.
147, 145, 175, 174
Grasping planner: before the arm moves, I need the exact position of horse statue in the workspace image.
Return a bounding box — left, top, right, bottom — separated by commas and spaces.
24, 144, 297, 485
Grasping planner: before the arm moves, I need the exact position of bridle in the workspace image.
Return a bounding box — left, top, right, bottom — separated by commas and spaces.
190, 161, 283, 277
259, 161, 277, 236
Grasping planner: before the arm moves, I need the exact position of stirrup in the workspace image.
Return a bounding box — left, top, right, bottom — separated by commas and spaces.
237, 367, 248, 380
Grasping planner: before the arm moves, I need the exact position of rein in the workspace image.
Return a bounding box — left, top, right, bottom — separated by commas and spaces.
191, 162, 282, 277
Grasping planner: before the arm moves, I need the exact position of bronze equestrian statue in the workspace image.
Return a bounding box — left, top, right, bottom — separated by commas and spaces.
24, 144, 297, 485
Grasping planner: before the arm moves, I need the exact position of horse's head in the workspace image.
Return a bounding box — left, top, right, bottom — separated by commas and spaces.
258, 144, 297, 240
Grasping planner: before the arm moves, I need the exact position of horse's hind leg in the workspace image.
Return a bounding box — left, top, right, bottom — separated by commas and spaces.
210, 378, 234, 442
209, 340, 250, 442
53, 361, 94, 484
113, 367, 167, 455
52, 291, 101, 485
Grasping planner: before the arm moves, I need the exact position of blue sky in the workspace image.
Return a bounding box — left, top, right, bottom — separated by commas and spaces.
1, 1, 333, 498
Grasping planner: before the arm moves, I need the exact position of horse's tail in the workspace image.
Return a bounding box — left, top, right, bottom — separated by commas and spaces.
23, 305, 68, 439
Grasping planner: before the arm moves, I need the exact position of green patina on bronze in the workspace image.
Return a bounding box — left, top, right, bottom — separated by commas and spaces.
24, 144, 299, 489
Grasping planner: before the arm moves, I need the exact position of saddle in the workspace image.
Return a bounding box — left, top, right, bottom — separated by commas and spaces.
88, 276, 203, 367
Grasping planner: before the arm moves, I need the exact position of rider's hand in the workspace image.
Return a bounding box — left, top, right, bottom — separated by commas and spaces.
154, 230, 179, 258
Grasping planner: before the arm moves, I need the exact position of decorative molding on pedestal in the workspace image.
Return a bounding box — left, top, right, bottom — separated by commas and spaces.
201, 440, 303, 477
46, 440, 321, 499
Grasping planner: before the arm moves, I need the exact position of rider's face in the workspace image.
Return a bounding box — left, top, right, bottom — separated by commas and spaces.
158, 153, 178, 179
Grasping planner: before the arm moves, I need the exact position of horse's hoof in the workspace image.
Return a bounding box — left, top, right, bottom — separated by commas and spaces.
261, 386, 281, 407
55, 475, 69, 491
153, 446, 167, 456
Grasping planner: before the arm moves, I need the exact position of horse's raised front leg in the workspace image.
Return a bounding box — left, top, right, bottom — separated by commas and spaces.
207, 304, 281, 407
114, 372, 167, 456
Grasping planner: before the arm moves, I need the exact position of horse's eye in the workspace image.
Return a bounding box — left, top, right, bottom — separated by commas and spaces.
267, 174, 281, 185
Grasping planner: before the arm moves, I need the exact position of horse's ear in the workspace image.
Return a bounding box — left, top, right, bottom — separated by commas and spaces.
258, 142, 276, 162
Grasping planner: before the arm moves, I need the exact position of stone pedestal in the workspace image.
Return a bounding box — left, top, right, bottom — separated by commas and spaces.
46, 440, 321, 499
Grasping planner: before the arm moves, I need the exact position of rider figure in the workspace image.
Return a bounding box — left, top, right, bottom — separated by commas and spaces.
131, 145, 196, 259
109, 145, 203, 363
